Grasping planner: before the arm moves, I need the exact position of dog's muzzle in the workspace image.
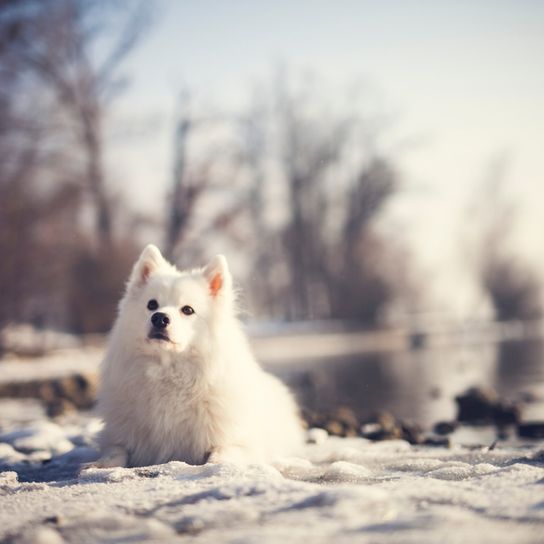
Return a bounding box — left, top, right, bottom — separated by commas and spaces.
148, 312, 171, 341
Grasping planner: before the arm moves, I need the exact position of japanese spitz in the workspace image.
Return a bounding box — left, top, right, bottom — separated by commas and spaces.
96, 245, 303, 467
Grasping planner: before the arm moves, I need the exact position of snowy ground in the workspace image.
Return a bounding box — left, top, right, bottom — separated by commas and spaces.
1, 405, 543, 544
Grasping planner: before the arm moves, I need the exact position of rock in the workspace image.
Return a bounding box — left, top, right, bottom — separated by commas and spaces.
455, 386, 521, 426
433, 421, 458, 435
325, 420, 344, 437
54, 372, 97, 409
46, 398, 76, 418
370, 411, 398, 433
303, 406, 366, 438
331, 406, 359, 430
303, 407, 447, 446
343, 427, 359, 438
455, 387, 498, 424
44, 515, 64, 526
517, 422, 544, 439
359, 425, 400, 441
401, 422, 424, 445
423, 436, 451, 447
0, 371, 98, 415
493, 402, 521, 425
360, 422, 382, 436
38, 382, 58, 404
328, 406, 360, 436
359, 412, 422, 443
360, 411, 401, 441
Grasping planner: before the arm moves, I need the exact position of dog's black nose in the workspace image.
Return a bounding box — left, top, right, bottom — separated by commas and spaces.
151, 312, 170, 329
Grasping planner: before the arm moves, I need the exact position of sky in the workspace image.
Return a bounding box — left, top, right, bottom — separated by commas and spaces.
108, 0, 544, 317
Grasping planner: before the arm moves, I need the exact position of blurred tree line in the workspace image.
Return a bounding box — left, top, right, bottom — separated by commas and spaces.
2, 1, 538, 347
469, 159, 542, 322
0, 0, 148, 337
165, 76, 418, 323
0, 0, 417, 341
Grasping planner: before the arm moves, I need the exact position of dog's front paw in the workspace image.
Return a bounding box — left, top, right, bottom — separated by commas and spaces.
207, 446, 254, 464
84, 446, 129, 469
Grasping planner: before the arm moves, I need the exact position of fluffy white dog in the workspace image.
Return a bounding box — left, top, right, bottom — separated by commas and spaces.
96, 245, 303, 467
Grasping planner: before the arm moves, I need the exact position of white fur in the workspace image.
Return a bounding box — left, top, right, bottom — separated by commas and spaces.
97, 245, 304, 467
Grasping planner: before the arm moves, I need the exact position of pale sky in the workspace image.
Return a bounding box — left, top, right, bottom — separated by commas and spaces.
107, 0, 544, 318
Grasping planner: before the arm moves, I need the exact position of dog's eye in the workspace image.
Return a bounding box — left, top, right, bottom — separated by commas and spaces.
181, 305, 194, 316
147, 299, 158, 311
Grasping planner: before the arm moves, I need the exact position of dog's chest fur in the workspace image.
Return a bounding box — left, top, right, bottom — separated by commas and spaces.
122, 354, 231, 466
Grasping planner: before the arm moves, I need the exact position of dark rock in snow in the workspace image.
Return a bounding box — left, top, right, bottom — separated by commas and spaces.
46, 398, 76, 418
304, 407, 428, 445
423, 436, 451, 448
0, 371, 97, 413
455, 386, 521, 425
400, 421, 424, 445
360, 424, 401, 441
325, 420, 344, 437
433, 421, 459, 435
303, 406, 364, 439
493, 402, 521, 425
455, 387, 498, 424
359, 411, 424, 445
331, 406, 359, 431
517, 422, 544, 439
360, 411, 401, 441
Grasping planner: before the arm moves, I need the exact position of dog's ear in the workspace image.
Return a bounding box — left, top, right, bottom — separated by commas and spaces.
129, 244, 168, 288
203, 255, 232, 298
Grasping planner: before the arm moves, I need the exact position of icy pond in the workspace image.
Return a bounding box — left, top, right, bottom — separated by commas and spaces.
267, 337, 544, 432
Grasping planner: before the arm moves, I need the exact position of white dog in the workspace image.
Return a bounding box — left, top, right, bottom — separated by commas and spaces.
96, 245, 303, 467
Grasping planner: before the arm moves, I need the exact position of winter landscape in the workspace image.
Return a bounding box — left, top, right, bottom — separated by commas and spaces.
2, 1, 544, 543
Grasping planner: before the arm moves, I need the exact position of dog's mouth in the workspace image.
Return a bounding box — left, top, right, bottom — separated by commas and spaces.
148, 331, 171, 342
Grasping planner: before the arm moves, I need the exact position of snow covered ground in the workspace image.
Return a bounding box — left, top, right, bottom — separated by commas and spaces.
0, 347, 101, 384
1, 405, 543, 544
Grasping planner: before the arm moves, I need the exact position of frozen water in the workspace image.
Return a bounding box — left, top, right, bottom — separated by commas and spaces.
0, 411, 543, 543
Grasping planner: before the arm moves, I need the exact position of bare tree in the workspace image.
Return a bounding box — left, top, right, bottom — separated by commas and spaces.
471, 159, 542, 321
165, 93, 211, 258
1, 0, 150, 247
0, 0, 151, 339
238, 71, 413, 325
329, 159, 399, 321
277, 81, 352, 319
164, 92, 250, 266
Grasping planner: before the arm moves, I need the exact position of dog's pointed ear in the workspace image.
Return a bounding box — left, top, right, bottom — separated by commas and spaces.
203, 254, 232, 298
129, 245, 167, 288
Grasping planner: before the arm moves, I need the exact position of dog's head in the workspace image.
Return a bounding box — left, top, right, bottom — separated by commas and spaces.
119, 245, 234, 354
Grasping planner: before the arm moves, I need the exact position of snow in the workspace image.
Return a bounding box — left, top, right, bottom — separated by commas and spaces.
0, 324, 82, 356
0, 347, 101, 384
1, 408, 543, 543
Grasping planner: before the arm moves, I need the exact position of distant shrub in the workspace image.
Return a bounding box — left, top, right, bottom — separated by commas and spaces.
482, 255, 542, 321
